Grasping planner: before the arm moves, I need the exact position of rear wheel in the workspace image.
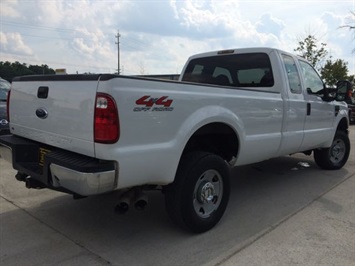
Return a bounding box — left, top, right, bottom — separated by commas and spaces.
165, 151, 230, 233
314, 130, 350, 170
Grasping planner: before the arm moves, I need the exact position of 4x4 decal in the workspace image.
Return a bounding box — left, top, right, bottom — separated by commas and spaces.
134, 96, 174, 112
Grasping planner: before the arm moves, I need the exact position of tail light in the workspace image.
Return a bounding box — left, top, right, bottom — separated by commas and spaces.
94, 93, 119, 143
6, 90, 11, 122
347, 88, 353, 99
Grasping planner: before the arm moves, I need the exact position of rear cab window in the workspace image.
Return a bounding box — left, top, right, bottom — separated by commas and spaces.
182, 53, 275, 91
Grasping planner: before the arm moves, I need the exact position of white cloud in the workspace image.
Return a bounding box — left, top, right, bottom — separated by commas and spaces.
0, 32, 33, 55
0, 0, 353, 75
170, 0, 240, 38
256, 13, 285, 37
0, 0, 20, 18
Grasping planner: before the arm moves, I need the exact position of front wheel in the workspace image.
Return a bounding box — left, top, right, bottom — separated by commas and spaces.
314, 130, 350, 170
165, 152, 230, 233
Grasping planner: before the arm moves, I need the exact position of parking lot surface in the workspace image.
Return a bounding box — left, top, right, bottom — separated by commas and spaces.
1, 127, 354, 265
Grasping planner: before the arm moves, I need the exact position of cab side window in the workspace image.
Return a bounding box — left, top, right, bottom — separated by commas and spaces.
298, 60, 324, 95
282, 54, 301, 94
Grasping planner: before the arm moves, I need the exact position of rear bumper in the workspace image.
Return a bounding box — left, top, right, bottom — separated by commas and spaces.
0, 135, 118, 196
0, 126, 10, 136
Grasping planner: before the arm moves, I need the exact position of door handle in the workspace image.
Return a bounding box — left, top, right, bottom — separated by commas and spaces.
307, 103, 311, 116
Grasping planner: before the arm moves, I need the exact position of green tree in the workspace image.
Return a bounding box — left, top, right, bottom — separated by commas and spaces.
294, 34, 328, 70
320, 59, 349, 87
29, 64, 55, 75
12, 61, 33, 76
0, 61, 17, 82
347, 74, 355, 83
0, 61, 55, 81
294, 34, 353, 86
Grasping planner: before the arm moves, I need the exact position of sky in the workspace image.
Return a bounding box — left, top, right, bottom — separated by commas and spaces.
0, 0, 354, 76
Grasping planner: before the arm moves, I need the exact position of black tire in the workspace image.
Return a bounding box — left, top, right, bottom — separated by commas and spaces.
165, 151, 230, 233
314, 130, 350, 170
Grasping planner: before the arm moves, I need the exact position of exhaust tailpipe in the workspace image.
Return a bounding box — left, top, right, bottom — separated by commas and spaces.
115, 189, 135, 214
15, 171, 28, 182
115, 201, 130, 214
115, 188, 149, 214
25, 178, 45, 189
134, 191, 148, 211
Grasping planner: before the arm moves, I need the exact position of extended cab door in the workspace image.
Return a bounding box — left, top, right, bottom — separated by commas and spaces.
298, 60, 335, 150
278, 53, 306, 155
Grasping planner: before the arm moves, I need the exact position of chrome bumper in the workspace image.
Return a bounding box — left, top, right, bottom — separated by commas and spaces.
0, 135, 117, 196
50, 164, 116, 196
0, 143, 13, 163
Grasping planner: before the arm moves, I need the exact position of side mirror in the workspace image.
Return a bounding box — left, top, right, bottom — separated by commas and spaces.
336, 80, 353, 102
322, 86, 336, 102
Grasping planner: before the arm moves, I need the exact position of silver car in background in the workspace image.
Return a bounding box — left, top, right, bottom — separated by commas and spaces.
0, 78, 10, 135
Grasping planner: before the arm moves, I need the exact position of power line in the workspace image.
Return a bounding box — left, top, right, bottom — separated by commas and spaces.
1, 20, 147, 74
123, 35, 146, 46
1, 20, 81, 33
2, 31, 75, 41
2, 19, 148, 50
2, 22, 98, 42
1, 20, 113, 42
121, 35, 147, 50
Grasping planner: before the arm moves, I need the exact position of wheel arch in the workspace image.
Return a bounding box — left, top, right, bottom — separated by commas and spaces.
182, 122, 239, 163
168, 106, 243, 186
336, 117, 349, 134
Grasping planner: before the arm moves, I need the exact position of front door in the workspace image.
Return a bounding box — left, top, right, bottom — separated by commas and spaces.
298, 60, 335, 151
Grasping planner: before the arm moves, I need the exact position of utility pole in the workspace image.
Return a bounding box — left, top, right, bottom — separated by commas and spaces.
115, 31, 121, 74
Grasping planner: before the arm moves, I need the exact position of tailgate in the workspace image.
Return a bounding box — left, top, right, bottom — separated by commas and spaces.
9, 75, 101, 157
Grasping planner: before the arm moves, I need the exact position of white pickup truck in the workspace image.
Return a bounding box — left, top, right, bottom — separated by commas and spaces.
0, 47, 351, 233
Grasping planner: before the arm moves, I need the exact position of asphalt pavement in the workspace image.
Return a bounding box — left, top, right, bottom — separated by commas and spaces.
209, 173, 355, 266
1, 127, 354, 265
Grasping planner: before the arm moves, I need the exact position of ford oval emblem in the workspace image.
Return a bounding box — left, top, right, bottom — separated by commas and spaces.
36, 108, 48, 119
0, 119, 8, 126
